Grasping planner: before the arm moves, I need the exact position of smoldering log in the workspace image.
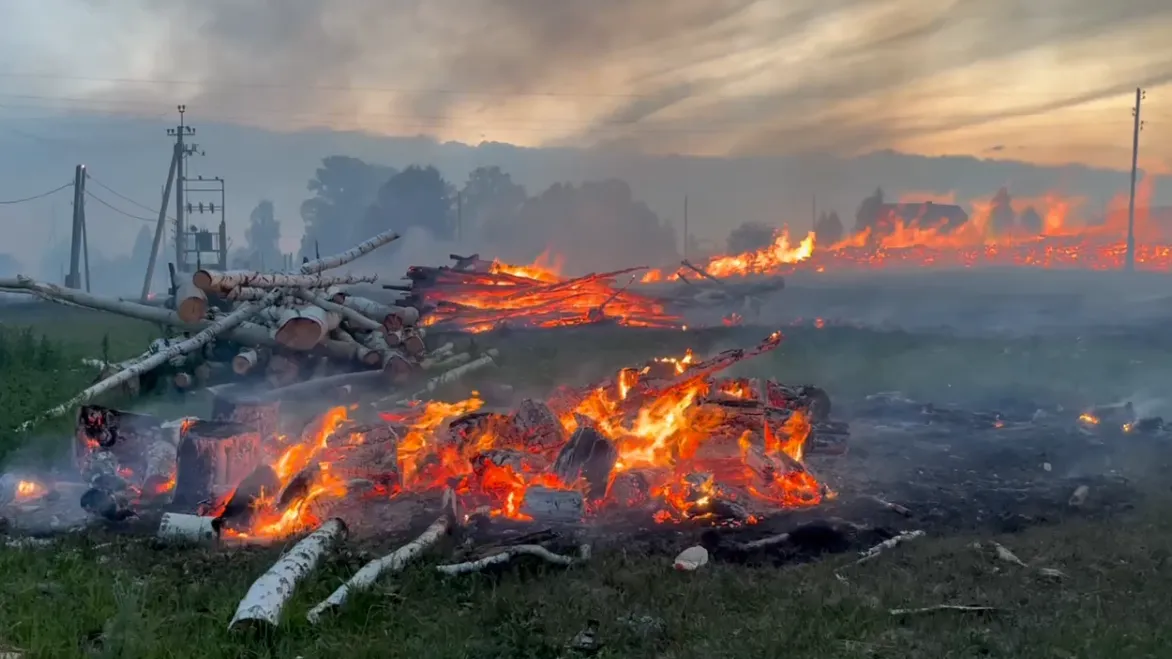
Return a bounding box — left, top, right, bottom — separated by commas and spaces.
509, 398, 566, 452
553, 427, 617, 499
519, 486, 585, 523
228, 518, 348, 631
74, 405, 168, 482
81, 487, 135, 521
141, 439, 178, 500
210, 388, 281, 442
173, 421, 265, 508
212, 465, 282, 532
157, 513, 219, 544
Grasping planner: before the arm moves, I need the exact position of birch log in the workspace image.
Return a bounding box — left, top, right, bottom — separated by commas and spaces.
174, 280, 208, 324
228, 518, 348, 631
157, 513, 219, 544
274, 305, 332, 351
327, 329, 379, 366
342, 296, 419, 330
299, 229, 400, 275
295, 289, 382, 333
19, 292, 280, 431
232, 348, 265, 375
413, 351, 498, 397
306, 491, 456, 623
224, 286, 271, 302
193, 271, 377, 294
436, 544, 589, 576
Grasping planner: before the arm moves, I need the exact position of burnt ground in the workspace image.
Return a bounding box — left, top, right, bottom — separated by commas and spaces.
4, 292, 1172, 657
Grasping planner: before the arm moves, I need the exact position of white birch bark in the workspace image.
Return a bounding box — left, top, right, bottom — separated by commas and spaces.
306, 514, 451, 623
228, 518, 348, 630
294, 289, 382, 332
300, 229, 400, 275
157, 513, 219, 544
273, 305, 332, 351
174, 280, 209, 323
193, 271, 377, 294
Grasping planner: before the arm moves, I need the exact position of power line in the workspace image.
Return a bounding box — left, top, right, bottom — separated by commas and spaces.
85, 173, 174, 219
82, 189, 155, 222
0, 182, 72, 205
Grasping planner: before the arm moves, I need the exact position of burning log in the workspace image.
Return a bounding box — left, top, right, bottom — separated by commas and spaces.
607, 470, 654, 508
306, 489, 457, 623
436, 543, 590, 576
509, 399, 566, 452
174, 279, 208, 324
141, 438, 178, 501
228, 518, 348, 631
553, 427, 617, 499
157, 513, 219, 544
274, 304, 336, 351
81, 486, 136, 521
193, 270, 377, 294
173, 421, 265, 508
212, 465, 282, 532
519, 486, 585, 523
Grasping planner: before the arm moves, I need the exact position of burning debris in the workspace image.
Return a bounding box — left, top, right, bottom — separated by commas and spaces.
400, 254, 680, 332
59, 330, 838, 542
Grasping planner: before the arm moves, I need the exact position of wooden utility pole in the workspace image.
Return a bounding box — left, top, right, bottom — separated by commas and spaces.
1125, 87, 1145, 271
812, 194, 817, 231
456, 191, 463, 242
683, 195, 689, 259
141, 142, 180, 300
66, 164, 86, 289
167, 105, 196, 269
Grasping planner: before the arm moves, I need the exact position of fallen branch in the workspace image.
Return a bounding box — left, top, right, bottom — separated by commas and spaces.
409, 351, 498, 398
228, 518, 348, 631
854, 530, 925, 565
889, 605, 998, 616
306, 490, 456, 623
436, 543, 589, 576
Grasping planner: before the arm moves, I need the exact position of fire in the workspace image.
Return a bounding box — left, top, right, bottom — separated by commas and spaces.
15, 480, 45, 501
413, 260, 678, 332
1079, 413, 1100, 425
208, 331, 823, 537
488, 250, 563, 283
640, 178, 1172, 276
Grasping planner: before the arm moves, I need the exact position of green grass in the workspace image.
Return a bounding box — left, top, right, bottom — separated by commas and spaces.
3, 304, 1172, 658
3, 502, 1172, 658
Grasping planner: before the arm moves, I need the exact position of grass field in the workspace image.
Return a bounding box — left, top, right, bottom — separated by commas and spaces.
2, 302, 1172, 658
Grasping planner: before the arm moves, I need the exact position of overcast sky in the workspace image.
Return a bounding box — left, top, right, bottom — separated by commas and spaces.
3, 0, 1172, 170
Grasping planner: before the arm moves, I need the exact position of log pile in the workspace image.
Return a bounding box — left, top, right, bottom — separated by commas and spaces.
386, 253, 680, 333
4, 229, 477, 430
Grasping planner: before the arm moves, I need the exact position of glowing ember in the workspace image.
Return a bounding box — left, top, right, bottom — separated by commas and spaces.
204, 331, 826, 540
15, 480, 46, 501
412, 260, 679, 333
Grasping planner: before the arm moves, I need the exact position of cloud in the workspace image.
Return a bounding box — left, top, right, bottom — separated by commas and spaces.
4, 0, 1172, 166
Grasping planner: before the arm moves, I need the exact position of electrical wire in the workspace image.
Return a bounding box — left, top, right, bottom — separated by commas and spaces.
85, 173, 173, 219
0, 182, 72, 205
82, 189, 156, 222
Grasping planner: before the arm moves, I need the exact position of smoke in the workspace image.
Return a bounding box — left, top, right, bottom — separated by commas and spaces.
15, 0, 1168, 161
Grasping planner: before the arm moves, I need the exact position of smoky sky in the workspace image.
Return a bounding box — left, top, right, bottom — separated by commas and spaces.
8, 0, 1172, 162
